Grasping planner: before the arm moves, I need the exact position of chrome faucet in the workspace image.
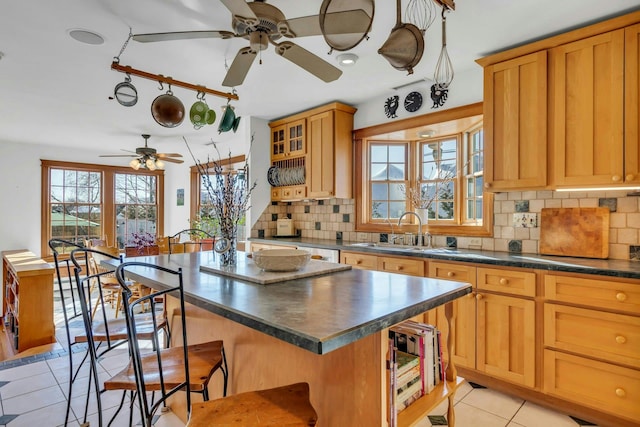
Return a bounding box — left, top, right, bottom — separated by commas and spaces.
397, 211, 423, 246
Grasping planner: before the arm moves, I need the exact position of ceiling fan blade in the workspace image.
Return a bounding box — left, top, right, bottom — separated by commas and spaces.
220, 0, 259, 26
222, 47, 258, 87
158, 157, 184, 164
274, 42, 342, 83
156, 153, 184, 158
133, 30, 235, 43
279, 9, 372, 38
99, 154, 139, 158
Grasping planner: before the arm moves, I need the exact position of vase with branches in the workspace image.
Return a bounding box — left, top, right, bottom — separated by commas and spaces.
185, 137, 256, 266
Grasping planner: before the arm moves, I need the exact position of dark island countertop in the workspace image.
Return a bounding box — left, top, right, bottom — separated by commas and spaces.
106, 252, 472, 355
249, 237, 640, 280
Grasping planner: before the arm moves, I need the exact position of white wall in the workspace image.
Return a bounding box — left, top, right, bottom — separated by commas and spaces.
353, 67, 484, 129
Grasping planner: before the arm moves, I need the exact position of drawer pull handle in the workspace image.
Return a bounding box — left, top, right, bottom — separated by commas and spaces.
447, 271, 455, 278
615, 388, 626, 398
499, 278, 509, 285
397, 266, 403, 271
356, 260, 362, 265
616, 292, 627, 302
626, 174, 635, 181
615, 335, 627, 344
476, 294, 483, 300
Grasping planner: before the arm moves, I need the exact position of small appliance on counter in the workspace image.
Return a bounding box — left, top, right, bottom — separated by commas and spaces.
276, 218, 296, 237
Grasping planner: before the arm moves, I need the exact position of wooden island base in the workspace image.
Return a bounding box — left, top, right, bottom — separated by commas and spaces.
168, 299, 385, 426
166, 298, 461, 427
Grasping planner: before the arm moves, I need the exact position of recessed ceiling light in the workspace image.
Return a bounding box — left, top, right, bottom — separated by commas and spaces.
336, 53, 358, 66
68, 29, 105, 45
417, 129, 436, 138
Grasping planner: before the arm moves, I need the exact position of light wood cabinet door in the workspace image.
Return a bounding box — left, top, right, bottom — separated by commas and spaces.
544, 350, 640, 423
476, 292, 536, 387
484, 51, 548, 191
307, 110, 335, 198
340, 251, 378, 270
377, 256, 425, 277
271, 124, 286, 160
427, 261, 477, 369
550, 30, 625, 187
625, 23, 640, 184
544, 304, 640, 368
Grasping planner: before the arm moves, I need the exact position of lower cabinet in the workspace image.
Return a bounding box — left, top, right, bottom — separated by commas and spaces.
475, 267, 537, 388
339, 249, 640, 425
543, 273, 640, 426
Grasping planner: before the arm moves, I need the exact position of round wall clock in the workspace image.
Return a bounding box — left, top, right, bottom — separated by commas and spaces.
404, 91, 423, 113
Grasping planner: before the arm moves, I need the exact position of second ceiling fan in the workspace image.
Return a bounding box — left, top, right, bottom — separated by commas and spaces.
133, 0, 374, 87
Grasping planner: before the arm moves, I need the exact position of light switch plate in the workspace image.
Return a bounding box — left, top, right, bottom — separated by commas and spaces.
513, 212, 538, 228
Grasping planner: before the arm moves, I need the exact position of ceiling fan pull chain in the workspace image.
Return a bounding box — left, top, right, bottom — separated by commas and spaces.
113, 27, 133, 64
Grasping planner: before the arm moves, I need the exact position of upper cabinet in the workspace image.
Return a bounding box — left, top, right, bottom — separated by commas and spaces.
483, 51, 548, 191
550, 30, 625, 187
269, 102, 356, 202
478, 11, 640, 191
625, 23, 640, 185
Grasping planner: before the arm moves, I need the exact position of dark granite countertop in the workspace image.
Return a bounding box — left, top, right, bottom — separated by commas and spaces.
106, 252, 472, 355
250, 237, 640, 280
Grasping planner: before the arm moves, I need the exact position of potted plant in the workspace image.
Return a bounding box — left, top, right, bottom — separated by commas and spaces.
126, 231, 159, 257
190, 214, 218, 250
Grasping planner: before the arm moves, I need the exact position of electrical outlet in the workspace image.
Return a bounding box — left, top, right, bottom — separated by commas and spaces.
513, 212, 538, 228
469, 238, 482, 246
357, 232, 369, 241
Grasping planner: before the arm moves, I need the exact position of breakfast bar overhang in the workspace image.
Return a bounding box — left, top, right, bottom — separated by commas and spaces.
106, 252, 472, 426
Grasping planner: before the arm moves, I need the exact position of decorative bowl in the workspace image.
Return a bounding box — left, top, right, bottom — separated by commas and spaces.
252, 249, 311, 272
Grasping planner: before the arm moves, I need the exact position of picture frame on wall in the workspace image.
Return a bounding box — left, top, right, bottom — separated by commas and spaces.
177, 188, 184, 206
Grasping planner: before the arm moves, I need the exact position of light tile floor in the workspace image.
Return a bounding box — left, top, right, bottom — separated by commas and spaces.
0, 292, 601, 427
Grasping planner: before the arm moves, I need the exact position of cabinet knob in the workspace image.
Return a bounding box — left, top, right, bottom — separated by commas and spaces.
615, 335, 627, 344
499, 278, 509, 286
616, 292, 627, 302
468, 293, 475, 299
626, 174, 635, 181
356, 260, 362, 265
615, 388, 626, 398
484, 182, 491, 189
612, 175, 621, 182
476, 293, 483, 300
397, 266, 403, 271
447, 271, 455, 278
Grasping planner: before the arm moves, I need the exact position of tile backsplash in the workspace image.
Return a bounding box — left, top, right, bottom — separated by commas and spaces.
251, 190, 640, 261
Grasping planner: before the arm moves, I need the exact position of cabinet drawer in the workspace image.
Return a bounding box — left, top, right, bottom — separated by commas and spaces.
477, 267, 536, 297
377, 256, 425, 277
544, 304, 640, 368
544, 350, 640, 423
429, 261, 476, 285
340, 251, 377, 270
545, 274, 640, 314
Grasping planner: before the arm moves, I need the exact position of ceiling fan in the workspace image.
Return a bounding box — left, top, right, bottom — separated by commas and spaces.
132, 0, 374, 87
100, 134, 184, 170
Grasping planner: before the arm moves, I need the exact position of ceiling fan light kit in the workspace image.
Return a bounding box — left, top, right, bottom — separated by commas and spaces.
336, 53, 358, 66
101, 134, 184, 170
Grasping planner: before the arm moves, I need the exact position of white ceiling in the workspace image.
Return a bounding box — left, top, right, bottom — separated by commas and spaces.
1, 0, 638, 154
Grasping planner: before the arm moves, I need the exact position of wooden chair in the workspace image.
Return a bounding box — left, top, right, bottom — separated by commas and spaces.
157, 236, 178, 254
168, 229, 215, 254
69, 248, 170, 427
112, 262, 316, 427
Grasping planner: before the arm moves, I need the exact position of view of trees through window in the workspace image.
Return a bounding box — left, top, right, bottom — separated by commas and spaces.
115, 173, 158, 249
49, 169, 102, 248
43, 161, 163, 255
365, 122, 483, 227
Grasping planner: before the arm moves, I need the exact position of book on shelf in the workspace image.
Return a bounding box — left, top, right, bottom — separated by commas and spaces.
391, 322, 436, 394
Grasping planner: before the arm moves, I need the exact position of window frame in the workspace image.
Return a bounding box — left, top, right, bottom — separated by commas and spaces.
41, 160, 165, 259
189, 154, 246, 238
353, 102, 493, 237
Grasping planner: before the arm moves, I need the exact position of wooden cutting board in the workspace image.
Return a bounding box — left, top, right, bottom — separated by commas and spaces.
539, 207, 610, 259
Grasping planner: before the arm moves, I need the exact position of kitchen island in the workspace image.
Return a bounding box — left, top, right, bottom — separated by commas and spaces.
109, 251, 472, 426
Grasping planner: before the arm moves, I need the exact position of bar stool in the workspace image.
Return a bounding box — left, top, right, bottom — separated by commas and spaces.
114, 261, 317, 427
69, 248, 171, 426
49, 238, 91, 426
